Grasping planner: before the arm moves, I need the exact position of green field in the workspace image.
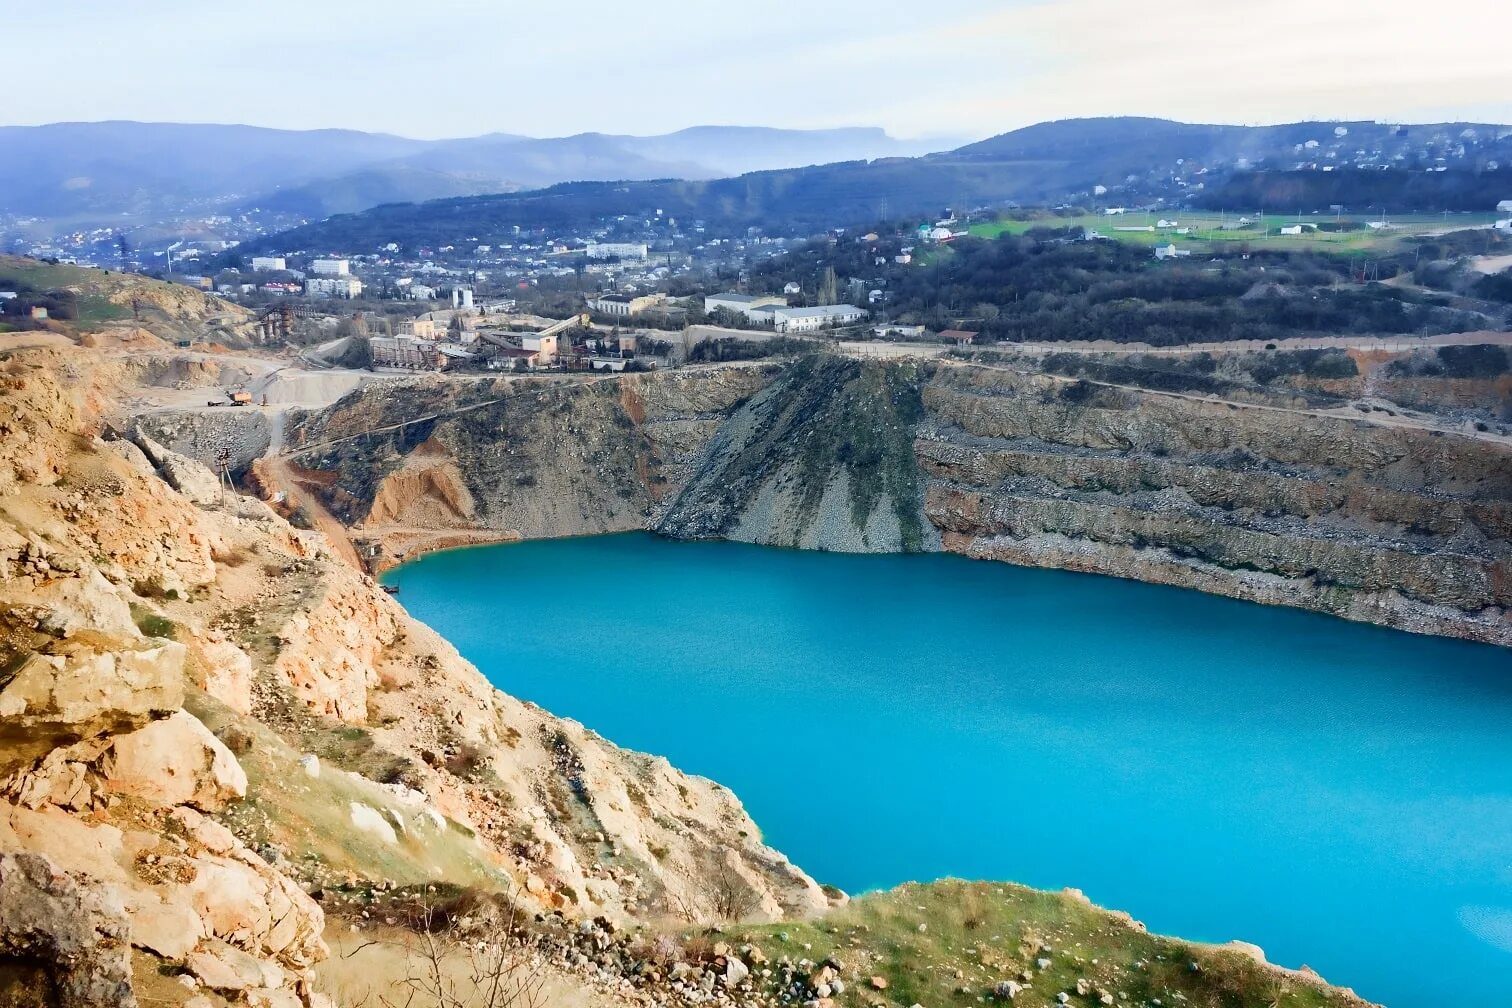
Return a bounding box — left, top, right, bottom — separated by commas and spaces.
0, 257, 133, 325
967, 211, 1501, 255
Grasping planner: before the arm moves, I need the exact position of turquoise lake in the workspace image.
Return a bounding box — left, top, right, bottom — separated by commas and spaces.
385, 532, 1512, 1007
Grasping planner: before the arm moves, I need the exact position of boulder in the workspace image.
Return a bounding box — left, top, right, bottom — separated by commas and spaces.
184, 631, 255, 715
724, 957, 750, 985
349, 803, 398, 843
104, 710, 248, 811
187, 940, 285, 992
127, 891, 205, 959
993, 980, 1022, 1000
0, 638, 185, 778
0, 852, 137, 1007
133, 434, 224, 506
246, 988, 303, 1008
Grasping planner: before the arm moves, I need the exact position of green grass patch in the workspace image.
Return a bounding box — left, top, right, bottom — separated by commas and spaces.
130, 605, 177, 640
0, 257, 132, 325
969, 212, 1501, 255
719, 879, 1358, 1008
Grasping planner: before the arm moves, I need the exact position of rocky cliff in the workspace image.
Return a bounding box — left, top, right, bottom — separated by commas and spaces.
917, 355, 1511, 645
0, 275, 1393, 1007
285, 348, 1510, 646
0, 346, 827, 1006
275, 366, 773, 568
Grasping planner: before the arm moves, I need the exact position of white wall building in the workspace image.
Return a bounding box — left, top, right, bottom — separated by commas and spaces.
310, 259, 351, 276
704, 292, 787, 319
305, 277, 363, 298
771, 305, 866, 333
585, 242, 649, 260
250, 256, 287, 272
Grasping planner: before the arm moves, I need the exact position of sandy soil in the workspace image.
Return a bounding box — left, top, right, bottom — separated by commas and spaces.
837, 340, 949, 359
1471, 253, 1512, 275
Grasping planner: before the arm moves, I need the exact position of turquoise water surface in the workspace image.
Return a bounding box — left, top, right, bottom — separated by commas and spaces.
385, 533, 1512, 1007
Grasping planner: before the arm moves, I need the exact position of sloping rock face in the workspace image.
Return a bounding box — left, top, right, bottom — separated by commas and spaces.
918, 360, 1511, 645
289, 351, 1510, 644
658, 355, 939, 552
0, 345, 829, 1005
279, 366, 772, 551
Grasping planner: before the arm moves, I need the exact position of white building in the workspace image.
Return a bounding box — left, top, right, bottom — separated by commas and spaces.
704, 292, 787, 319
771, 305, 866, 333
873, 324, 926, 339
590, 293, 663, 317
1154, 244, 1192, 260
310, 258, 351, 276
250, 256, 287, 272
305, 277, 363, 298
585, 242, 649, 260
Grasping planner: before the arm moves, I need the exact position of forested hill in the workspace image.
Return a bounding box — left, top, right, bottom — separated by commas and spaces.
231, 117, 1512, 256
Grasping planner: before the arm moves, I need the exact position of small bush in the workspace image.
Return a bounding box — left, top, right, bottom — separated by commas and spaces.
134, 611, 177, 640
445, 741, 491, 778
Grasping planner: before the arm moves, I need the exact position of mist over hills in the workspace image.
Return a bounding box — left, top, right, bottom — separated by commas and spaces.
0, 121, 957, 223
231, 116, 1512, 256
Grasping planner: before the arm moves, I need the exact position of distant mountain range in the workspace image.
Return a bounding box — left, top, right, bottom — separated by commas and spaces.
230, 117, 1512, 257
0, 121, 960, 223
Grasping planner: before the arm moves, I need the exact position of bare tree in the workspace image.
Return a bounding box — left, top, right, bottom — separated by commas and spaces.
338, 890, 547, 1008
708, 861, 759, 923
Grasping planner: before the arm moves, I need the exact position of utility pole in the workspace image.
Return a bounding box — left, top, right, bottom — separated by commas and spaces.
214, 447, 233, 509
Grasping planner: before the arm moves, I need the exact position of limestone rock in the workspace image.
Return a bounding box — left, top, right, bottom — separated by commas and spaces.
187, 939, 285, 992
133, 434, 225, 506
0, 852, 137, 1008
104, 710, 248, 811
127, 891, 205, 960
0, 638, 185, 778
183, 630, 255, 715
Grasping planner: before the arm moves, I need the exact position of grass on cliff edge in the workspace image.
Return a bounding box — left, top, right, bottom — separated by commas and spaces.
0, 257, 132, 326
719, 879, 1365, 1008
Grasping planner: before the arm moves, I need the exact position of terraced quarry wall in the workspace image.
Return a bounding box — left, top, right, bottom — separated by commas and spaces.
917, 360, 1511, 645
288, 350, 1511, 646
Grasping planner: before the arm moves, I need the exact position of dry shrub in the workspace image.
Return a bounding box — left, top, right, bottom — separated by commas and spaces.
337, 887, 545, 1008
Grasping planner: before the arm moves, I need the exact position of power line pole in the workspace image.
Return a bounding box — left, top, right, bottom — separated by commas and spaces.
214, 447, 233, 509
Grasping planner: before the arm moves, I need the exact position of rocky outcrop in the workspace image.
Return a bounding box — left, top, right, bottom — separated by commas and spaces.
658, 355, 938, 552
132, 433, 225, 505
917, 360, 1511, 645
0, 343, 832, 1007
280, 366, 771, 563
103, 710, 248, 810
0, 852, 136, 1008
0, 637, 184, 779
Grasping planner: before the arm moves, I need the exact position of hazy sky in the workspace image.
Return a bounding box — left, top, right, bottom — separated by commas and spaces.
8, 0, 1510, 139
